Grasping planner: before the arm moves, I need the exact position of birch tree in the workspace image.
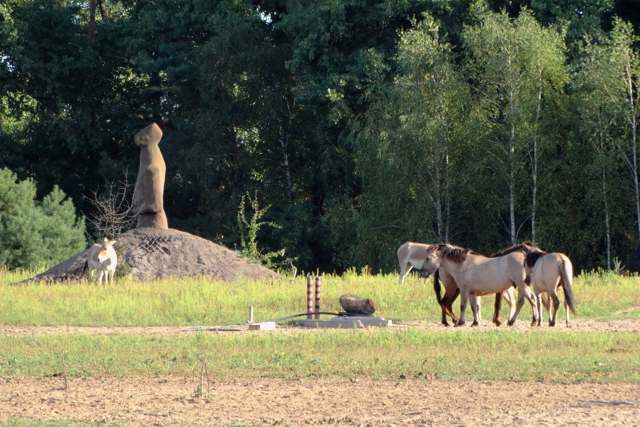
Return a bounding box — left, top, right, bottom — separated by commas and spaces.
392, 16, 468, 242
356, 15, 468, 248
464, 9, 566, 243
575, 19, 640, 264
575, 41, 622, 269
609, 20, 640, 243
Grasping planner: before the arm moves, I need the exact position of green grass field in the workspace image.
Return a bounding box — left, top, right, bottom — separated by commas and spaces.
1, 268, 639, 385
0, 329, 638, 382
1, 269, 638, 326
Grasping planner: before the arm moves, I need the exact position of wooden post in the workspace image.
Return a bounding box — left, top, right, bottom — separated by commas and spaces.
306, 274, 314, 319
314, 275, 321, 319
247, 305, 254, 324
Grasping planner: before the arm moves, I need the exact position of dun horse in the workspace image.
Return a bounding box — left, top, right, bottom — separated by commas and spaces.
397, 241, 437, 284
398, 241, 515, 326
422, 244, 535, 326
496, 243, 576, 327
434, 269, 515, 327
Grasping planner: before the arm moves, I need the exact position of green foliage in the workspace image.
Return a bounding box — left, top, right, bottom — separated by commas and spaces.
0, 168, 86, 269
236, 191, 288, 270
1, 0, 640, 272
352, 14, 470, 268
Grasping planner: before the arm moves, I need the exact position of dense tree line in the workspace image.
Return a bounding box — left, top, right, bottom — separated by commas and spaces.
1, 0, 640, 272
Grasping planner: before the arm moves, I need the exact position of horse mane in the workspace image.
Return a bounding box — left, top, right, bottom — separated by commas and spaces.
525, 250, 547, 267
490, 241, 543, 257
437, 244, 470, 263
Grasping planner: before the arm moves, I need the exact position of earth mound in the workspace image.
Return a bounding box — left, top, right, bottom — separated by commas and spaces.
30, 228, 276, 282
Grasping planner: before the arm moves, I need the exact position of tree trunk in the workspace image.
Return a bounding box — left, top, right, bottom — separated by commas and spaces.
632, 120, 639, 241
281, 97, 295, 200
444, 150, 450, 244
88, 0, 97, 39
434, 162, 443, 241
279, 132, 294, 200
602, 167, 612, 270
531, 74, 542, 243
508, 89, 516, 244
625, 61, 640, 240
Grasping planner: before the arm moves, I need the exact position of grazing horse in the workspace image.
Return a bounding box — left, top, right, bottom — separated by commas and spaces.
493, 243, 576, 327
85, 238, 118, 285
421, 244, 535, 326
397, 241, 437, 284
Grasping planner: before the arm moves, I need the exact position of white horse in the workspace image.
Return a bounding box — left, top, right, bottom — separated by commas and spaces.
85, 238, 118, 285
421, 244, 536, 326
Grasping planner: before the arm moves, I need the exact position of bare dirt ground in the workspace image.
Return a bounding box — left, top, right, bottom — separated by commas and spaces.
0, 377, 638, 426
1, 318, 640, 336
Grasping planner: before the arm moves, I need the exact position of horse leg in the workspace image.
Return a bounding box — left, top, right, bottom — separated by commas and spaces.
440, 304, 448, 326
549, 292, 560, 327
524, 287, 538, 327
493, 293, 502, 326
531, 293, 540, 326
535, 294, 543, 326
508, 284, 527, 326
456, 289, 469, 327
441, 284, 459, 326
445, 285, 460, 324
470, 294, 480, 327
399, 262, 412, 285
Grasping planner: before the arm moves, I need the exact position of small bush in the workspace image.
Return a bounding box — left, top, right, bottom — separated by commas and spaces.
0, 168, 86, 269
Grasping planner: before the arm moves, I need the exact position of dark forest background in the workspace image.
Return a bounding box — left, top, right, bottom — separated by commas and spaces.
2, 0, 640, 273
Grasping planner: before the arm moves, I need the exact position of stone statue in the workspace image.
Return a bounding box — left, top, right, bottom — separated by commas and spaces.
132, 123, 168, 229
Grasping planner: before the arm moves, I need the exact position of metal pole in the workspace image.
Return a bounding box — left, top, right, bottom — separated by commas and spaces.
306, 274, 314, 319
315, 275, 321, 320
247, 305, 254, 324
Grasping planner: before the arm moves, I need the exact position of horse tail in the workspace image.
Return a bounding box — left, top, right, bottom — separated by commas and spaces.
559, 257, 576, 314
433, 269, 444, 305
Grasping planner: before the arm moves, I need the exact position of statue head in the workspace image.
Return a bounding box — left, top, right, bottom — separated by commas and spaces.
134, 122, 163, 147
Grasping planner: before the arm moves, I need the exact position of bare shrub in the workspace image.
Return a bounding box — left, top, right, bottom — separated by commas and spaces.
85, 174, 135, 239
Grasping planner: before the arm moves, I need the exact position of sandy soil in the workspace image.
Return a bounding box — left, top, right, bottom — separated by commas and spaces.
0, 377, 638, 426
1, 318, 639, 337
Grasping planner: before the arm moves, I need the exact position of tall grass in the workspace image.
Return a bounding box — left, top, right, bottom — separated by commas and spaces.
0, 269, 638, 326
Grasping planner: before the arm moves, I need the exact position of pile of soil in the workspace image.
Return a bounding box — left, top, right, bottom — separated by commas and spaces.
30, 228, 276, 282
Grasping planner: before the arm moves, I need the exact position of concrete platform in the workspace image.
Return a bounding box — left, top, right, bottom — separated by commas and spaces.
248, 321, 277, 331
294, 316, 392, 329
